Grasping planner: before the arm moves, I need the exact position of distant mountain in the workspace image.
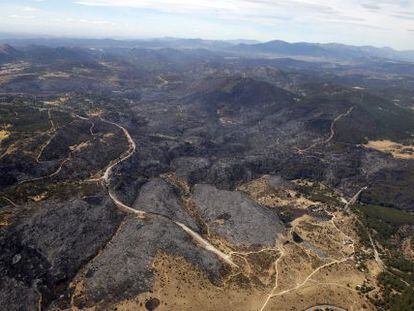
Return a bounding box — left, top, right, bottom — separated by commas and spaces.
1, 36, 414, 63
232, 40, 414, 62
225, 39, 261, 45
0, 37, 235, 51
0, 44, 22, 64
233, 40, 330, 58
22, 46, 97, 63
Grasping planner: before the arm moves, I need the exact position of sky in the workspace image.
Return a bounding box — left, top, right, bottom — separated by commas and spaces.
0, 0, 414, 50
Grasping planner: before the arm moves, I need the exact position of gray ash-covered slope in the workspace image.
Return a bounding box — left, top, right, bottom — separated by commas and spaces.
1, 39, 414, 310
133, 178, 198, 230
74, 215, 224, 309
0, 196, 123, 310
82, 68, 414, 211
192, 184, 285, 247
141, 82, 328, 162
0, 44, 22, 64
187, 76, 294, 107
0, 277, 39, 311
185, 76, 295, 124
1, 116, 128, 186
129, 72, 414, 202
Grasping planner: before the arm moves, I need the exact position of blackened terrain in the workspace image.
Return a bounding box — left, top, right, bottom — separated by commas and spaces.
0, 39, 413, 310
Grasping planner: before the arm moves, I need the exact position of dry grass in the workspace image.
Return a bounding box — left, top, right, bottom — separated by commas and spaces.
264, 212, 374, 310
402, 238, 414, 260
103, 133, 115, 138
109, 201, 374, 310
0, 211, 13, 226
0, 130, 10, 143
364, 140, 414, 160
69, 141, 91, 153
30, 192, 48, 202
238, 176, 316, 209
160, 172, 191, 194
112, 252, 267, 311
67, 176, 377, 311
294, 215, 353, 259
0, 62, 29, 84
43, 96, 69, 106
39, 72, 71, 80
265, 278, 369, 311
88, 109, 104, 117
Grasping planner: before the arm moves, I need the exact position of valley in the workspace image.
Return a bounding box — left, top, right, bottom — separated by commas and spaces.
0, 39, 413, 311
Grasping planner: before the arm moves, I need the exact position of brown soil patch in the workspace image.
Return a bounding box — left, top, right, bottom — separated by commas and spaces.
30, 192, 48, 202
0, 211, 13, 226
111, 253, 267, 311
68, 177, 377, 311
39, 71, 71, 79
402, 237, 414, 260
43, 96, 69, 106
88, 109, 104, 117
103, 133, 115, 138
276, 242, 326, 292
69, 141, 91, 153
160, 172, 191, 194
364, 140, 414, 160
266, 280, 370, 311
0, 130, 10, 143
238, 176, 316, 209
294, 215, 353, 259
0, 62, 29, 84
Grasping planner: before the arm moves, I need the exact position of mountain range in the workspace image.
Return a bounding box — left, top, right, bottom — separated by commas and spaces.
1, 36, 414, 62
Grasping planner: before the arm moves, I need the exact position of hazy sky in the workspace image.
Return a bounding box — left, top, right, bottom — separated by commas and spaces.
1, 0, 414, 50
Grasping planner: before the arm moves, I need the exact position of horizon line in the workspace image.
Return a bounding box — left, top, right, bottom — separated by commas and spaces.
1, 31, 413, 52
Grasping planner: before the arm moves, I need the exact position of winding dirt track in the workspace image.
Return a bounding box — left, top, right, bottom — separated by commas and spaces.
17, 110, 380, 308
297, 106, 354, 154
18, 111, 86, 184
344, 189, 412, 289
35, 108, 58, 163
258, 187, 366, 311
18, 158, 70, 186
343, 186, 384, 269
77, 114, 238, 268
258, 242, 285, 311
1, 195, 19, 207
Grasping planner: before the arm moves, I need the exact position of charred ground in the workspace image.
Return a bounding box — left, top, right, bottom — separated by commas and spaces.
0, 40, 414, 311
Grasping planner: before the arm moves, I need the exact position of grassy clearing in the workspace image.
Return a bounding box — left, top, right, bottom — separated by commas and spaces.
364, 140, 414, 160
0, 129, 10, 143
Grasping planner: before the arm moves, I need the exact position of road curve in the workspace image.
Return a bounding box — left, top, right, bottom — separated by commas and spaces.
297, 106, 354, 154
86, 115, 238, 268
